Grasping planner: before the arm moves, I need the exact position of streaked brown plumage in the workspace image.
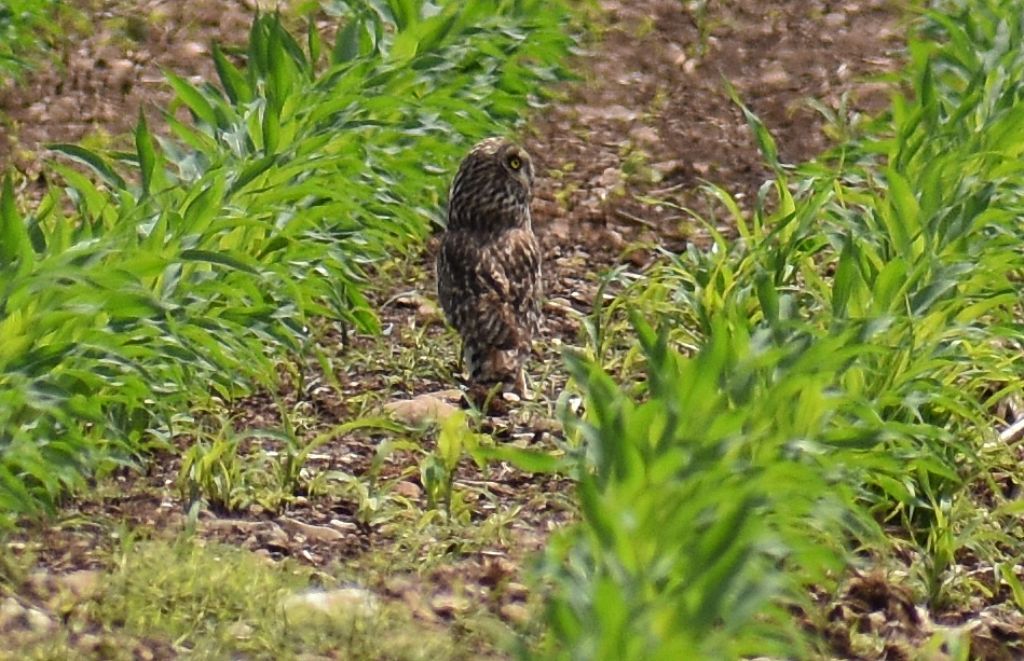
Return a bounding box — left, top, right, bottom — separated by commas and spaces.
436, 137, 542, 396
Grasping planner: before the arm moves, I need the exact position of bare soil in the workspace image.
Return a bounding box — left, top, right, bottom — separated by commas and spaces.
0, 1, 258, 172
9, 1, 1017, 659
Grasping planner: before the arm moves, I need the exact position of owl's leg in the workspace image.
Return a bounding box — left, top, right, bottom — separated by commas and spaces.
464, 348, 521, 414
514, 366, 527, 398
472, 348, 517, 387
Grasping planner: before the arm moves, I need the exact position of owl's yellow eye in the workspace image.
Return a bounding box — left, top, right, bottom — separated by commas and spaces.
508, 156, 522, 170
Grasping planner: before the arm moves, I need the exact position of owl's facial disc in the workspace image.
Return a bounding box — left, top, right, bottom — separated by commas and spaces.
502, 147, 533, 193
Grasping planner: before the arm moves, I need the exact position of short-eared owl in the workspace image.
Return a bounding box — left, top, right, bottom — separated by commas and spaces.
436, 137, 542, 398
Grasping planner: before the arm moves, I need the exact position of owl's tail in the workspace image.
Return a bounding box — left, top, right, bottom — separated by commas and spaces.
464, 344, 524, 393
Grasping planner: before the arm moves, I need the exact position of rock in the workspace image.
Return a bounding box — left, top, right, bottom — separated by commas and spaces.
393, 293, 426, 308
59, 570, 103, 601
629, 126, 660, 147
430, 593, 471, 618
76, 633, 103, 652
417, 302, 443, 324
435, 389, 465, 402
505, 582, 530, 600
25, 607, 54, 632
0, 597, 26, 629
384, 394, 459, 425
500, 602, 531, 625
544, 218, 572, 242
278, 516, 346, 542
265, 523, 290, 547
394, 294, 443, 324
393, 481, 423, 499
823, 11, 847, 29
108, 58, 136, 93
577, 104, 637, 123
283, 587, 379, 619
179, 41, 208, 59
664, 41, 686, 67
760, 62, 790, 88
201, 518, 266, 534
532, 417, 562, 434
597, 228, 626, 250
652, 160, 685, 178
328, 519, 358, 532
597, 167, 624, 191
27, 102, 47, 119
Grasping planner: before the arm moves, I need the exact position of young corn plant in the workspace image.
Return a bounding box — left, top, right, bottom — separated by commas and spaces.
178, 426, 249, 516
268, 416, 403, 504
540, 0, 1024, 655
420, 411, 474, 518
540, 315, 870, 658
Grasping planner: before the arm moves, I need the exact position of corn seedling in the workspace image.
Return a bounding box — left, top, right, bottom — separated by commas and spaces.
538, 0, 1024, 655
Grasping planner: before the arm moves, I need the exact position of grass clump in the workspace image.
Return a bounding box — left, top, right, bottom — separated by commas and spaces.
537, 0, 1024, 656
8, 537, 458, 659
99, 540, 310, 653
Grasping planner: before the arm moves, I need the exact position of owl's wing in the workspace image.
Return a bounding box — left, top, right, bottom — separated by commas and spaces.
439, 229, 540, 351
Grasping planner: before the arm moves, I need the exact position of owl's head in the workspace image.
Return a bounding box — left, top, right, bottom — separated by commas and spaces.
447, 137, 535, 232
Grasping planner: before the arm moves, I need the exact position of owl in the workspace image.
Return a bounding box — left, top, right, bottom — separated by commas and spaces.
436, 137, 543, 400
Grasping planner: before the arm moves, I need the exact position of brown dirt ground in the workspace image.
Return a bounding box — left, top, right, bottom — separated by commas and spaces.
5, 0, 1021, 658
0, 1, 253, 172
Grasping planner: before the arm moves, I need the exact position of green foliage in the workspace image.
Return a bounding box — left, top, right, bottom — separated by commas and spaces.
541, 319, 860, 658
0, 1, 573, 524
538, 0, 1024, 656
177, 415, 403, 515
0, 0, 58, 83
420, 411, 473, 516
98, 539, 310, 649
178, 421, 250, 515
86, 538, 458, 658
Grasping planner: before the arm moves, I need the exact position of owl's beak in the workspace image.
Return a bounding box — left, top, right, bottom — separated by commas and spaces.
516, 165, 533, 193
